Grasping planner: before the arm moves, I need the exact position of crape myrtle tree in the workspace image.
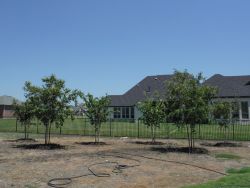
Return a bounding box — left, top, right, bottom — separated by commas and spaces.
13, 100, 35, 140
212, 101, 232, 141
165, 70, 217, 153
137, 94, 165, 143
83, 93, 110, 144
24, 74, 82, 145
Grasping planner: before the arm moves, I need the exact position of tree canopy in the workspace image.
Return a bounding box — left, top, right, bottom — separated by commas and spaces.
83, 93, 110, 143
24, 74, 82, 144
165, 70, 217, 152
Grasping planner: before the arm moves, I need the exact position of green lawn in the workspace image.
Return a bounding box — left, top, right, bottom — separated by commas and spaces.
0, 118, 250, 141
184, 167, 250, 188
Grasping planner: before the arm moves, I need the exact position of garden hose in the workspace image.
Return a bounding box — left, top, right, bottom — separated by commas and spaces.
48, 151, 227, 187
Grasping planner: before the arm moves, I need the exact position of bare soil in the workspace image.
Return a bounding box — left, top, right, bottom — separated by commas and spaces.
1, 135, 250, 188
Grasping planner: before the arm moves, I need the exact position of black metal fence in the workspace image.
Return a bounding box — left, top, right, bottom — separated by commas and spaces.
2, 118, 250, 141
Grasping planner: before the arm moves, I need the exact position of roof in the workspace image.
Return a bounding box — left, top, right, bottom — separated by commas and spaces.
204, 74, 250, 98
0, 95, 22, 105
109, 75, 173, 106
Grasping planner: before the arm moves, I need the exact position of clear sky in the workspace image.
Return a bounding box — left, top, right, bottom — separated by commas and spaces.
0, 0, 250, 100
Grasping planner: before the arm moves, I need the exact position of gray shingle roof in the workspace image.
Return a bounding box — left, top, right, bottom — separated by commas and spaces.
109, 75, 172, 106
0, 95, 21, 105
204, 74, 250, 98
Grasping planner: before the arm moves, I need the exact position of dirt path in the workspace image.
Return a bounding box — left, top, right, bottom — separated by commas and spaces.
0, 135, 250, 188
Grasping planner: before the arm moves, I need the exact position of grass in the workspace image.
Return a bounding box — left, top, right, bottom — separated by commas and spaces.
0, 118, 250, 141
184, 167, 250, 188
215, 153, 241, 160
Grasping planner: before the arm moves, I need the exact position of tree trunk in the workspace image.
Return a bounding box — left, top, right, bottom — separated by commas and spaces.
95, 125, 97, 144
45, 123, 49, 145
24, 124, 27, 139
27, 125, 29, 139
48, 122, 52, 144
186, 124, 191, 154
151, 125, 156, 143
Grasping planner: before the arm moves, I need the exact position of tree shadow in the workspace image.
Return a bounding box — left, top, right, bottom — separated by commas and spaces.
151, 146, 209, 154
200, 142, 242, 147
13, 143, 66, 150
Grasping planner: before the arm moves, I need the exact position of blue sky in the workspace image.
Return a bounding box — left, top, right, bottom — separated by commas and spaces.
0, 0, 250, 100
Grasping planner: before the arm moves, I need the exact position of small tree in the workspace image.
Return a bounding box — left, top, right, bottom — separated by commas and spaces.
13, 100, 34, 140
165, 70, 217, 153
24, 74, 82, 145
83, 94, 110, 144
212, 101, 232, 141
137, 95, 165, 143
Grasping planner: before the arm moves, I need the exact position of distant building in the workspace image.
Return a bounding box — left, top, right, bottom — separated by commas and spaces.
109, 74, 250, 121
108, 75, 173, 120
0, 95, 21, 118
204, 74, 250, 122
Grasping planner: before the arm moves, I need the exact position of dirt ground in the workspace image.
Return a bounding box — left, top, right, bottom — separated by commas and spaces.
1, 135, 250, 188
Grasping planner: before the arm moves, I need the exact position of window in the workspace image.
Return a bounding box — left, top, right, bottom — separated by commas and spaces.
122, 107, 130, 119
114, 107, 121, 119
130, 107, 135, 119
125, 107, 130, 119
241, 101, 249, 119
231, 102, 239, 119
122, 107, 126, 118
114, 107, 135, 119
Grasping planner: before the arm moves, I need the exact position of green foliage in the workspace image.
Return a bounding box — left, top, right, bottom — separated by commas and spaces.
184, 167, 250, 188
83, 93, 110, 143
137, 94, 165, 143
165, 70, 217, 152
24, 74, 82, 144
212, 101, 231, 125
212, 101, 234, 141
227, 167, 250, 174
13, 100, 35, 139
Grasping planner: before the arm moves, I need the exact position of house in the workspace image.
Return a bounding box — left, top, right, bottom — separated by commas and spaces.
204, 74, 250, 121
108, 75, 173, 120
109, 74, 250, 121
0, 95, 21, 118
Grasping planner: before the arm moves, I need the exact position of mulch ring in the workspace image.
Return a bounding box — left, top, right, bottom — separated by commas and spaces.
75, 142, 108, 146
131, 141, 165, 145
13, 143, 66, 150
200, 142, 242, 147
151, 146, 209, 154
4, 138, 37, 143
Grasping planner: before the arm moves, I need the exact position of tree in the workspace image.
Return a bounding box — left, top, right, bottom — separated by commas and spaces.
83, 94, 110, 144
212, 101, 232, 141
165, 70, 217, 153
13, 100, 35, 140
137, 94, 165, 143
24, 74, 82, 145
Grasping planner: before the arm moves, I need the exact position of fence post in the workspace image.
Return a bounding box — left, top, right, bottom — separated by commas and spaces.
84, 118, 86, 136
198, 124, 201, 139
16, 119, 17, 132
232, 122, 235, 140
167, 123, 170, 139
36, 119, 39, 134
137, 119, 140, 138
109, 118, 112, 137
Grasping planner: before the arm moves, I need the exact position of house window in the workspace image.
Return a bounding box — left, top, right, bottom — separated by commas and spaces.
126, 107, 130, 118
122, 107, 126, 118
241, 101, 249, 119
231, 102, 239, 119
122, 107, 130, 119
130, 107, 134, 119
114, 107, 121, 119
